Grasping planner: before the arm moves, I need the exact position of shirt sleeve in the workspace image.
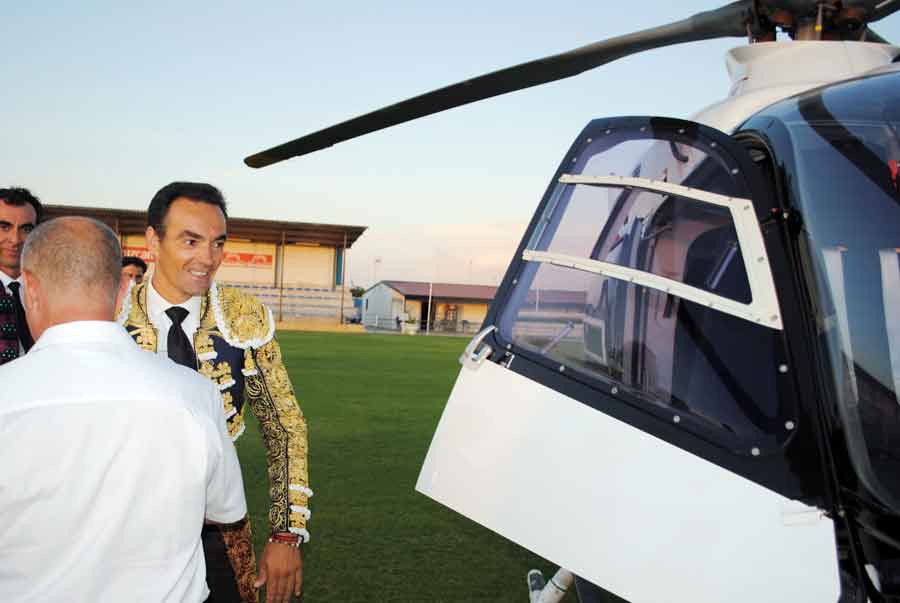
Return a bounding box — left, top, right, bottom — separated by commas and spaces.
204, 383, 248, 524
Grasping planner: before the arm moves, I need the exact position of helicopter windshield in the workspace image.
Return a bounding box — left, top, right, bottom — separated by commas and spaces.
777, 73, 900, 510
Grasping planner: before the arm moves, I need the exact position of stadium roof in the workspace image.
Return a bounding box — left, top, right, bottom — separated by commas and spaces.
43, 205, 367, 248
376, 280, 497, 301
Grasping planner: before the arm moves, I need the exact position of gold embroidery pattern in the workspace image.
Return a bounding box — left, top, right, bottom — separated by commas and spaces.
219, 518, 259, 603
215, 286, 273, 347
245, 337, 310, 533
194, 328, 215, 360
199, 359, 232, 385
122, 283, 158, 352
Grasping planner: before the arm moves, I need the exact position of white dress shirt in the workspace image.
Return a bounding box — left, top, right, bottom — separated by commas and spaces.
0, 270, 25, 355
0, 321, 247, 602
147, 279, 202, 356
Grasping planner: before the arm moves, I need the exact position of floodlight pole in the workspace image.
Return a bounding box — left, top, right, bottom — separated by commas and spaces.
339, 231, 347, 324
426, 281, 433, 336
278, 230, 285, 322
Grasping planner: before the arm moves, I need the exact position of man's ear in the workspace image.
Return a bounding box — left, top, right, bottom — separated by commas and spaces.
20, 271, 39, 310
20, 270, 42, 335
146, 226, 160, 259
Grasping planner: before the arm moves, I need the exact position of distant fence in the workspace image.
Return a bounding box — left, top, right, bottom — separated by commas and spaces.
219, 281, 358, 321
363, 316, 482, 335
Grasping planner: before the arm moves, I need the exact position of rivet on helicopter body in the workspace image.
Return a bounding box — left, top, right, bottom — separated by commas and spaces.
751, 447, 760, 457
640, 127, 647, 132
731, 168, 739, 175
758, 256, 765, 263
785, 421, 796, 431
710, 142, 717, 148
559, 365, 566, 373
771, 315, 779, 322
778, 364, 789, 374
586, 138, 593, 143
673, 415, 681, 424
611, 386, 619, 395
605, 129, 611, 135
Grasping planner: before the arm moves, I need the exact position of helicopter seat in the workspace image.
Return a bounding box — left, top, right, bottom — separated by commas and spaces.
670, 225, 780, 440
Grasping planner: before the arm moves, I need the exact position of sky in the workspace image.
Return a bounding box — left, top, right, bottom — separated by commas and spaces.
4, 2, 900, 288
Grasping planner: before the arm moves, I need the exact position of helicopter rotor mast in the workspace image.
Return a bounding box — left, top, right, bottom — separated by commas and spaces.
244, 0, 899, 169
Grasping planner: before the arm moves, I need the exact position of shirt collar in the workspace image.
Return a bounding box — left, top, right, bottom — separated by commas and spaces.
31, 320, 133, 352
147, 278, 202, 323
0, 269, 20, 292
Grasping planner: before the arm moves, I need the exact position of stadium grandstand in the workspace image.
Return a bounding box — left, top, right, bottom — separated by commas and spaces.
43, 205, 366, 328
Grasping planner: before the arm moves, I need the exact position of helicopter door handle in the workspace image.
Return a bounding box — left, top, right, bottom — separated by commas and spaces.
459, 325, 497, 371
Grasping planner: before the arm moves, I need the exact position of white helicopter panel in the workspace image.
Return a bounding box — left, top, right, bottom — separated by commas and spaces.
417, 358, 838, 603
693, 41, 900, 134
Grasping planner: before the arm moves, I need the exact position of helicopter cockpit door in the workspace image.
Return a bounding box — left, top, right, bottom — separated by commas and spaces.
416, 118, 839, 603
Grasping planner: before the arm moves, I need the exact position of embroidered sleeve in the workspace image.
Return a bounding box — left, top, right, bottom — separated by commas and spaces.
244, 338, 311, 541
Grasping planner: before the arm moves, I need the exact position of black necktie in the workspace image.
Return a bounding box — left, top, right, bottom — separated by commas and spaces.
165, 306, 196, 369
7, 282, 34, 352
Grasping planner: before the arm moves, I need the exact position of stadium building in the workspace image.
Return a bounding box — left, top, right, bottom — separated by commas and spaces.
44, 205, 366, 328
362, 281, 496, 334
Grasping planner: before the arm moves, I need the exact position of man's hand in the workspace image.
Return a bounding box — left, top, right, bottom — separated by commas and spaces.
254, 541, 303, 603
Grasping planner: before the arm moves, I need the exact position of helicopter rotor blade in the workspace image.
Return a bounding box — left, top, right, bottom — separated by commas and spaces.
244, 0, 755, 168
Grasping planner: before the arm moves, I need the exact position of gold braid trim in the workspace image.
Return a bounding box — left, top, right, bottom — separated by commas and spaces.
121, 282, 158, 352
219, 518, 259, 603
245, 337, 310, 533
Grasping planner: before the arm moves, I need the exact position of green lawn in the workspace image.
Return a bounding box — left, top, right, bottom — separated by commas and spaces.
235, 331, 574, 602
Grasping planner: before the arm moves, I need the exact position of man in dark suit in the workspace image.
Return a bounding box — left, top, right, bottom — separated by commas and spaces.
0, 187, 42, 364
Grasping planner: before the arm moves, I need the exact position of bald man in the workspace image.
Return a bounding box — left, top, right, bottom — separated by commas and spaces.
0, 217, 247, 602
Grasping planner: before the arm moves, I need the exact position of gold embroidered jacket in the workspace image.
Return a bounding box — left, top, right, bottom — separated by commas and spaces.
119, 281, 312, 539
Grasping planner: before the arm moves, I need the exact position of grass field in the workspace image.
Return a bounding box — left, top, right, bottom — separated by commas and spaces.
235, 331, 577, 602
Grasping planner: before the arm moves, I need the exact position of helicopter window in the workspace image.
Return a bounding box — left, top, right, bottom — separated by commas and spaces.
775, 73, 900, 509
497, 117, 792, 451
500, 260, 785, 448
528, 186, 752, 304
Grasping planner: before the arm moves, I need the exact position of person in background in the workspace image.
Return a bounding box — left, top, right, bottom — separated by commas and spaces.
0, 217, 247, 602
0, 187, 41, 364
122, 255, 148, 284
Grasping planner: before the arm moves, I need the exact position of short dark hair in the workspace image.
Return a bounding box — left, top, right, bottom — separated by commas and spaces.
147, 182, 227, 237
0, 187, 43, 222
122, 256, 148, 273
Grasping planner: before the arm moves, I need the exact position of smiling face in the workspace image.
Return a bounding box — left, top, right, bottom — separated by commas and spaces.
147, 197, 226, 303
0, 201, 37, 279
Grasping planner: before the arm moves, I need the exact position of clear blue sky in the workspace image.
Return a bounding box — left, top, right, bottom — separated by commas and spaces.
4, 2, 900, 286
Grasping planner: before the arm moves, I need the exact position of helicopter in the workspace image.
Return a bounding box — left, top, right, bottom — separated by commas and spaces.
244, 1, 900, 601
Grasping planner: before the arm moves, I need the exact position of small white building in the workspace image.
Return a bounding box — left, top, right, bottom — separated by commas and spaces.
362, 280, 496, 334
